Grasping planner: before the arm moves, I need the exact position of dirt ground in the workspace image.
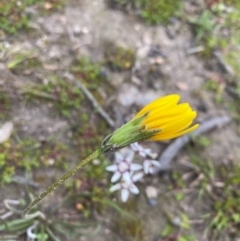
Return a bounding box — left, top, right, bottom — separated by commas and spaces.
1, 0, 240, 241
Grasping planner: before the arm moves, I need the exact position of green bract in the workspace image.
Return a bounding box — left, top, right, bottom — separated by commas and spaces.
101, 113, 159, 152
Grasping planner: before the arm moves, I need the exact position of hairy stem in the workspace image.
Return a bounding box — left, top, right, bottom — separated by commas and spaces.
22, 148, 102, 216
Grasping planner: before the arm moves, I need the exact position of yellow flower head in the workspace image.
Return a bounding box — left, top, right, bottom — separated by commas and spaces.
134, 94, 199, 141
101, 94, 199, 152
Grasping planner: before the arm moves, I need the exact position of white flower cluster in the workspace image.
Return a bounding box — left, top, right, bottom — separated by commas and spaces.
106, 142, 160, 202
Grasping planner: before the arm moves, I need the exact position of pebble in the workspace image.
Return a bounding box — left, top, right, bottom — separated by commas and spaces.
118, 84, 139, 107
145, 186, 158, 199
0, 122, 14, 144
145, 186, 158, 206
73, 25, 82, 36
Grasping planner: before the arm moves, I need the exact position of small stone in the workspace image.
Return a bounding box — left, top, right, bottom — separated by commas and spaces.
82, 27, 89, 34
104, 229, 110, 234
131, 75, 141, 85
118, 84, 139, 107
176, 81, 189, 91
134, 24, 141, 31
146, 186, 158, 206
73, 25, 82, 36
44, 2, 53, 10
145, 186, 158, 199
172, 216, 181, 227
136, 90, 159, 106
47, 158, 55, 166
76, 202, 84, 211
0, 122, 13, 143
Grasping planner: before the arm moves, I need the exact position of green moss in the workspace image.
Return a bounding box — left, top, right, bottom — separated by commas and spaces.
0, 138, 69, 184
0, 91, 11, 121
185, 145, 240, 238
105, 45, 136, 71
7, 51, 42, 71
28, 75, 85, 117
113, 202, 145, 240
72, 156, 110, 218
137, 0, 182, 25
207, 162, 240, 238
71, 57, 105, 90
110, 0, 182, 25
189, 2, 240, 77
72, 116, 106, 159
0, 0, 66, 35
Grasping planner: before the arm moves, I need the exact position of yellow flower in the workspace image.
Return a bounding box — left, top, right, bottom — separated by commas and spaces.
134, 94, 199, 140
101, 94, 199, 152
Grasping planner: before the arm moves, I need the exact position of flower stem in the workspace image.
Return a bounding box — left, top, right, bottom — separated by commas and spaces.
22, 148, 102, 216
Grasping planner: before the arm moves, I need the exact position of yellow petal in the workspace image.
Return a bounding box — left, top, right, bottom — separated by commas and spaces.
134, 95, 198, 141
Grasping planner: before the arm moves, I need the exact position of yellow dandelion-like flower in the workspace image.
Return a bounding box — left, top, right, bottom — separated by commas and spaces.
134, 94, 199, 141
102, 94, 199, 152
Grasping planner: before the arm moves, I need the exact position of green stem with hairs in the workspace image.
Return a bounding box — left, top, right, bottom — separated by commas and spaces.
22, 148, 102, 216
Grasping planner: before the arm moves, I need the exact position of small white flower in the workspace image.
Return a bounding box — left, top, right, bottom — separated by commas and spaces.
143, 160, 161, 174
130, 142, 155, 158
109, 172, 144, 202
106, 151, 142, 183
110, 180, 139, 202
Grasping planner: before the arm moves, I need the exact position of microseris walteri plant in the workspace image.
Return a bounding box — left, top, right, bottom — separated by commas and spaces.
101, 94, 198, 151
23, 94, 199, 215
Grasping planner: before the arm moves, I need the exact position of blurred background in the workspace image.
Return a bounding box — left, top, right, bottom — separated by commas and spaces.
0, 0, 240, 240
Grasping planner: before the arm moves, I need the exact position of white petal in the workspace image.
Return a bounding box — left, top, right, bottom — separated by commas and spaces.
130, 142, 139, 151
145, 149, 153, 155
126, 150, 134, 163
111, 172, 121, 183
121, 189, 129, 202
149, 166, 154, 174
122, 172, 131, 182
139, 150, 147, 157
149, 160, 161, 168
143, 160, 150, 174
115, 152, 123, 163
132, 172, 144, 182
129, 184, 139, 194
106, 165, 118, 172
109, 183, 121, 192
130, 163, 142, 171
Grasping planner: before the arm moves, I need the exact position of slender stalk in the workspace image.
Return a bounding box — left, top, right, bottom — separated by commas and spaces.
22, 148, 102, 216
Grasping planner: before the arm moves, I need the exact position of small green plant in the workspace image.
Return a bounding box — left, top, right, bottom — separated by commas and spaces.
0, 138, 69, 184
0, 0, 66, 35
186, 146, 240, 238
105, 45, 136, 71
110, 0, 182, 24
137, 0, 183, 25
161, 211, 194, 241
25, 75, 84, 117
71, 57, 105, 90
203, 79, 224, 103
204, 161, 240, 239
0, 141, 24, 184
188, 1, 240, 77
71, 156, 110, 218
189, 10, 216, 42
0, 198, 101, 240
0, 91, 11, 121
7, 51, 41, 71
